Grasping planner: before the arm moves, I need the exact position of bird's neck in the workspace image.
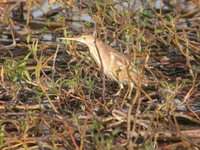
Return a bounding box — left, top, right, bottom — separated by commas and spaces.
87, 40, 104, 66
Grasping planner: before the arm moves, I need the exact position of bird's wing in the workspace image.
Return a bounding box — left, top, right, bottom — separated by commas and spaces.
110, 49, 131, 66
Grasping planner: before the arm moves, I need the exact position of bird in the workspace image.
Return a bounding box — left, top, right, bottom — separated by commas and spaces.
61, 35, 147, 97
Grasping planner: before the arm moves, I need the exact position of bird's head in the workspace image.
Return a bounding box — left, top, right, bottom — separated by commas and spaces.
61, 35, 95, 45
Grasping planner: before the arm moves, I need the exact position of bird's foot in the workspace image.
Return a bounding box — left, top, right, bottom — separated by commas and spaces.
127, 83, 134, 99
112, 89, 121, 97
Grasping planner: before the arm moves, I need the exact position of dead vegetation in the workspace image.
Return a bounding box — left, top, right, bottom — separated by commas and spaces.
0, 0, 199, 149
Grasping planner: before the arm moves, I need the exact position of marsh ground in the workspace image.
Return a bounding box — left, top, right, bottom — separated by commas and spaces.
0, 0, 199, 149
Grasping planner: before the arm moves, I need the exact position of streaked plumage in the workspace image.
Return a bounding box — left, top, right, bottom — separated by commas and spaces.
62, 35, 146, 96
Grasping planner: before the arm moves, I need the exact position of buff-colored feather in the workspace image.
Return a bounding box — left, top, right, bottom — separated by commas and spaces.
62, 35, 146, 96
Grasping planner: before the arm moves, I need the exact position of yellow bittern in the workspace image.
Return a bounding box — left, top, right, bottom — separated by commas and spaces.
62, 35, 147, 96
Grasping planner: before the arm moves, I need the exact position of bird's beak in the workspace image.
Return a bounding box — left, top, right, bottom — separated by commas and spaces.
60, 37, 82, 42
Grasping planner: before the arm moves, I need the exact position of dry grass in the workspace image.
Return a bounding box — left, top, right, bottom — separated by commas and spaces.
0, 0, 199, 149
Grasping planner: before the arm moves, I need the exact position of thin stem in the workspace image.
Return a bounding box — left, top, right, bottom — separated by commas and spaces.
93, 26, 105, 102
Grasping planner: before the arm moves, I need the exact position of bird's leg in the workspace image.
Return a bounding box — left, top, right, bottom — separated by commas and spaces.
128, 82, 134, 99
113, 83, 124, 96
